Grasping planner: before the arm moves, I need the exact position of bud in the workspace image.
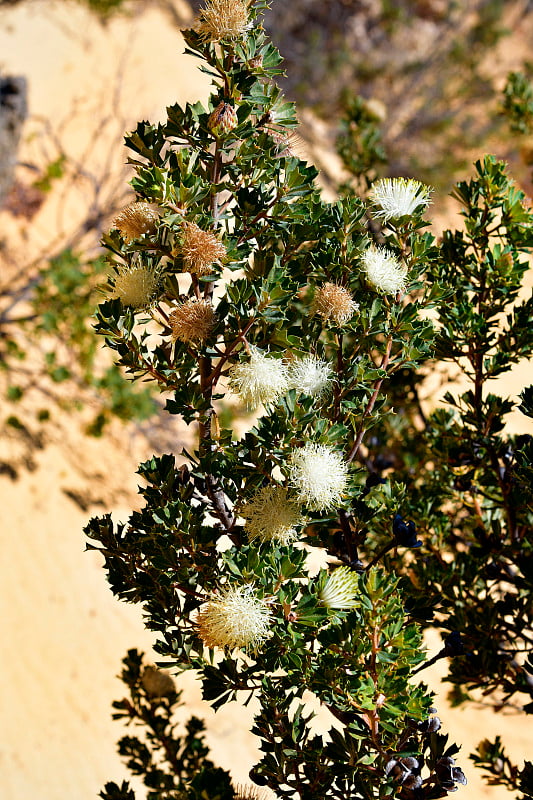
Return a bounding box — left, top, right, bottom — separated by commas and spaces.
319, 566, 359, 610
363, 97, 387, 122
311, 282, 359, 326
112, 201, 159, 242
495, 251, 514, 271
181, 221, 227, 275
169, 298, 216, 344
141, 665, 175, 699
208, 102, 239, 137
270, 129, 294, 158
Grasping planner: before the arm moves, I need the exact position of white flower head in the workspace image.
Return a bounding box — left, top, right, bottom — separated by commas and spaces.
290, 443, 348, 511
362, 246, 408, 295
228, 348, 289, 408
369, 177, 432, 221
196, 584, 271, 652
289, 355, 333, 399
242, 485, 304, 545
319, 566, 359, 610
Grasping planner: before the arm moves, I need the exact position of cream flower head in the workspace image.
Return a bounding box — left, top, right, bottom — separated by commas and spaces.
319, 566, 359, 610
290, 443, 348, 511
228, 348, 289, 408
112, 264, 160, 309
311, 283, 359, 326
369, 177, 432, 222
289, 355, 332, 398
361, 246, 408, 295
196, 584, 271, 652
242, 485, 304, 545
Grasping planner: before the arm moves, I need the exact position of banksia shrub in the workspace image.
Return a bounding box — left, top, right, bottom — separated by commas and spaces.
88, 2, 533, 798
369, 177, 432, 221
288, 355, 332, 398
289, 442, 349, 511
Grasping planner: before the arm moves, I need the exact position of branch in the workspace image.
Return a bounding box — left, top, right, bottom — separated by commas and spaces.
346, 333, 394, 464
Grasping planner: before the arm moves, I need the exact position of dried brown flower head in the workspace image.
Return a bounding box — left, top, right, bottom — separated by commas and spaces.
311, 282, 359, 326
169, 298, 217, 344
208, 101, 239, 137
112, 202, 159, 242
181, 221, 226, 275
141, 665, 175, 699
197, 0, 250, 42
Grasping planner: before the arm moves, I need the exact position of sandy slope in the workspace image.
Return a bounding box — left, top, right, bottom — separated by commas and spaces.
0, 2, 531, 799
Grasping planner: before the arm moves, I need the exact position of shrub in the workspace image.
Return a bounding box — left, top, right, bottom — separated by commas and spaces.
86, 2, 533, 797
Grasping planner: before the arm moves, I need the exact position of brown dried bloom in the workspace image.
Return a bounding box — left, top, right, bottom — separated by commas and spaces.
181, 221, 226, 275
208, 101, 239, 137
311, 282, 359, 326
197, 0, 250, 42
112, 264, 160, 309
141, 665, 175, 699
169, 298, 216, 344
112, 202, 159, 243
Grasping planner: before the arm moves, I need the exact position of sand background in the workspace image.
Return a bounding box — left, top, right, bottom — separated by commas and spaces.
0, 3, 531, 798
